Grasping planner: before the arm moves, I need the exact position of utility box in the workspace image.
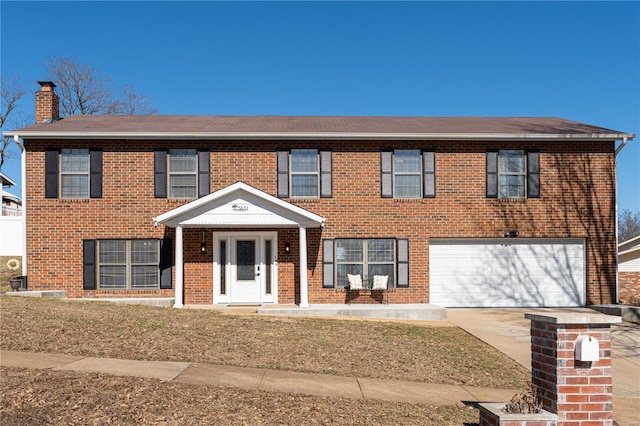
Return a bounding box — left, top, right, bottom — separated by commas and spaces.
575, 335, 599, 362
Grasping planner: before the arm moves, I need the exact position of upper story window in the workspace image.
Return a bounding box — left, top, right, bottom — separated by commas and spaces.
155, 149, 210, 199
486, 150, 540, 199
45, 148, 102, 199
60, 149, 90, 198
277, 149, 332, 198
381, 149, 435, 199
168, 149, 198, 198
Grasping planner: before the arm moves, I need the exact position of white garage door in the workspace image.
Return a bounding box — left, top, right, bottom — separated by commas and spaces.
429, 239, 585, 308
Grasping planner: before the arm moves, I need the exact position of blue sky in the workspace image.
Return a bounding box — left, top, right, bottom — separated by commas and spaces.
1, 1, 639, 212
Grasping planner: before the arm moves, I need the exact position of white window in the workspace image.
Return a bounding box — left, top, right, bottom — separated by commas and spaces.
498, 150, 526, 198
98, 240, 160, 290
168, 149, 197, 198
290, 149, 319, 197
393, 149, 422, 198
335, 239, 396, 288
60, 149, 89, 198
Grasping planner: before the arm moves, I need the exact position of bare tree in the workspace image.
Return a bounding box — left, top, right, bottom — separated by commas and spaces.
45, 57, 114, 116
109, 85, 158, 115
45, 57, 157, 117
619, 209, 640, 242
0, 75, 26, 169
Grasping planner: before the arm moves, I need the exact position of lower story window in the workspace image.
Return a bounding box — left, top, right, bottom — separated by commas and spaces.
323, 238, 408, 289
98, 240, 160, 290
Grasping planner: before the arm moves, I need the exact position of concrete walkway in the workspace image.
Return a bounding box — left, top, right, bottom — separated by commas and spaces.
0, 349, 518, 407
447, 308, 640, 426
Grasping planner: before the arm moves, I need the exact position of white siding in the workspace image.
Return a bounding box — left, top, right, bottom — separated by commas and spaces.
0, 216, 24, 256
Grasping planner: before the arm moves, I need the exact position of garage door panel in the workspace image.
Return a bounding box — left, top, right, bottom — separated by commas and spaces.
429, 239, 585, 308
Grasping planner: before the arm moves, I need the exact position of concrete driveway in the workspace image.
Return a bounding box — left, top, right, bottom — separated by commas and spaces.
447, 308, 640, 426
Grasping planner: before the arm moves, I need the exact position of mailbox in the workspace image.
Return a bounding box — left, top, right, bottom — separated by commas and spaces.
575, 335, 599, 362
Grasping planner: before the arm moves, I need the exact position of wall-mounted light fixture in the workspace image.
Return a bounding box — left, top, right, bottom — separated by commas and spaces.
201, 231, 207, 253
284, 242, 291, 253
504, 230, 519, 238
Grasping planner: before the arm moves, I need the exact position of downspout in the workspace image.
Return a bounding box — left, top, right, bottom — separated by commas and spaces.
13, 135, 27, 282
613, 137, 629, 304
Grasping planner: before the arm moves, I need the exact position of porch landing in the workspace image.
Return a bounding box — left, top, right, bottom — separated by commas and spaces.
257, 304, 447, 321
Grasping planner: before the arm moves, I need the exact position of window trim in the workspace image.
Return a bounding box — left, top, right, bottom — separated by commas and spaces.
167, 149, 198, 199
289, 148, 320, 198
60, 148, 90, 199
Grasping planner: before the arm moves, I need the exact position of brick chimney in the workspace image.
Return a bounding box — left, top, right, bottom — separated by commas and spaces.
35, 81, 60, 124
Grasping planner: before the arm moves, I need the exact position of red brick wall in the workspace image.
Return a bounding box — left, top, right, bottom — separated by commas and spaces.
24, 139, 617, 305
529, 317, 615, 426
618, 271, 640, 305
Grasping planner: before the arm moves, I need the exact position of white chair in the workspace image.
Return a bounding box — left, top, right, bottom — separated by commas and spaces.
347, 273, 363, 290
372, 275, 389, 290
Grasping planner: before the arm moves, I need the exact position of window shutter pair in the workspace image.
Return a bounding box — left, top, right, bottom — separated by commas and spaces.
486, 150, 540, 198
45, 148, 102, 198
321, 238, 409, 288
82, 239, 173, 290
154, 149, 210, 198
277, 150, 332, 198
380, 150, 435, 198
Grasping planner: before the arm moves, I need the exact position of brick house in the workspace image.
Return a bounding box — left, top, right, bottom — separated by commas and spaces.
4, 82, 636, 307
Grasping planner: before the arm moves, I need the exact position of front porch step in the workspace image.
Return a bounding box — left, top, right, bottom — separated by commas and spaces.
258, 304, 447, 321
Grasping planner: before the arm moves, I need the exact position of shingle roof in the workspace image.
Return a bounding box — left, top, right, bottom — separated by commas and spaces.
5, 115, 634, 140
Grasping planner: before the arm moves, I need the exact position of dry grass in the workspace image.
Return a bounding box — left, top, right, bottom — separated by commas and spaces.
1, 367, 479, 425
1, 295, 529, 425
0, 295, 528, 388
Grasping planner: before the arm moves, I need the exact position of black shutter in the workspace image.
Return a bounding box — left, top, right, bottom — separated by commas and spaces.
90, 149, 102, 198
527, 150, 540, 198
160, 239, 173, 289
45, 149, 59, 198
320, 150, 332, 198
486, 151, 498, 198
277, 150, 289, 198
322, 239, 335, 288
423, 150, 435, 198
381, 150, 393, 198
154, 150, 167, 198
198, 149, 210, 198
83, 240, 96, 290
397, 239, 409, 288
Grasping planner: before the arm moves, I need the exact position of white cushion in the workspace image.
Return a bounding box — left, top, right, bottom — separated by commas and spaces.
347, 273, 363, 290
372, 275, 389, 290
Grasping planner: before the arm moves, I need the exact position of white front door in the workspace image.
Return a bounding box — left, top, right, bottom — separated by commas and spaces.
213, 232, 277, 305
230, 237, 261, 303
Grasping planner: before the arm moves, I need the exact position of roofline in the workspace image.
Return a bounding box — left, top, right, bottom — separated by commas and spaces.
0, 171, 18, 187
4, 131, 636, 141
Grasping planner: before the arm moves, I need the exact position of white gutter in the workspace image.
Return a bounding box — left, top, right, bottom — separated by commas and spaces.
3, 131, 636, 141
13, 135, 27, 281
613, 136, 631, 304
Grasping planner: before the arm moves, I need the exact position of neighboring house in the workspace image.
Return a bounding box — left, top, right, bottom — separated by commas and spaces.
1, 171, 21, 216
0, 171, 23, 257
618, 235, 640, 305
3, 82, 636, 307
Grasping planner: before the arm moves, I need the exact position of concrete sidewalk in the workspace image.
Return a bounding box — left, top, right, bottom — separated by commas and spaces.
447, 308, 640, 426
0, 349, 518, 407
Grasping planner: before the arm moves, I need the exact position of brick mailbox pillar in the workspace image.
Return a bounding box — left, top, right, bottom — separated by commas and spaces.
525, 313, 621, 426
